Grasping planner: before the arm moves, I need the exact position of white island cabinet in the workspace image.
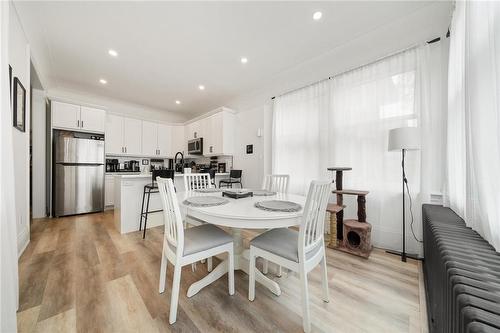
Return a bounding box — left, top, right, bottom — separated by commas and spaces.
113, 172, 230, 234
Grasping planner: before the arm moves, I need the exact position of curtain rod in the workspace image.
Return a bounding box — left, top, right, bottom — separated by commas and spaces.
271, 34, 447, 100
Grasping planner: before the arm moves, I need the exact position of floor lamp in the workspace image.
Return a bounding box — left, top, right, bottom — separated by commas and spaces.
387, 127, 421, 262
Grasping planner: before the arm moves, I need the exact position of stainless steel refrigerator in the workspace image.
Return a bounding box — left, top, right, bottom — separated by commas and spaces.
53, 130, 105, 217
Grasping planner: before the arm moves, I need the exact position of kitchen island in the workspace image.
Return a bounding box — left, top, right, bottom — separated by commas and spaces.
113, 172, 230, 234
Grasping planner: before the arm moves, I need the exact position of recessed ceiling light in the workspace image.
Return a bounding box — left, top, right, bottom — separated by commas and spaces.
108, 49, 118, 57
241, 57, 248, 64
175, 100, 181, 105
198, 85, 205, 91
99, 79, 107, 84
313, 11, 322, 20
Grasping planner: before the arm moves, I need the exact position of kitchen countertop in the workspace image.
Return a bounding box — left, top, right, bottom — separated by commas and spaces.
111, 172, 230, 179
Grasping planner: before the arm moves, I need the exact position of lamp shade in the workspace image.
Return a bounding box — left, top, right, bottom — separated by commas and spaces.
388, 127, 420, 151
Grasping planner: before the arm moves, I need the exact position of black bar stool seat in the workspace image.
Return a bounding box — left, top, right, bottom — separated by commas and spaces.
140, 169, 174, 238
219, 169, 243, 188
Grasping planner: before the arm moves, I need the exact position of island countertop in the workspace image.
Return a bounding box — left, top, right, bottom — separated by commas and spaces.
109, 172, 230, 179
113, 171, 232, 234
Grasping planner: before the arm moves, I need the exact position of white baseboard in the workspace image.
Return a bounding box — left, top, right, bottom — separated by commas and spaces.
17, 226, 30, 258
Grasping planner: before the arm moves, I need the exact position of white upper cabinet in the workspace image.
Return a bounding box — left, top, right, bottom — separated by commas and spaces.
123, 118, 142, 155
185, 121, 200, 140
52, 101, 105, 133
171, 125, 185, 155
105, 115, 141, 155
80, 106, 106, 133
52, 101, 80, 130
157, 123, 172, 157
141, 121, 172, 157
141, 121, 158, 156
204, 110, 235, 156
105, 114, 125, 155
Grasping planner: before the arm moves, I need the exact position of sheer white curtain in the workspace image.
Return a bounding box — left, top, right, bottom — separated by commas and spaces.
273, 45, 447, 253
327, 49, 420, 252
445, 1, 500, 250
272, 80, 330, 195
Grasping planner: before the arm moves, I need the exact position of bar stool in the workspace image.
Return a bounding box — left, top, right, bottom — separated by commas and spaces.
140, 169, 174, 239
219, 170, 243, 188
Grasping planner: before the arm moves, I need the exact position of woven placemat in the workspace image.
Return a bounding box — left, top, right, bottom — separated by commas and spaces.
194, 188, 222, 193
252, 190, 277, 196
254, 200, 302, 212
183, 196, 229, 207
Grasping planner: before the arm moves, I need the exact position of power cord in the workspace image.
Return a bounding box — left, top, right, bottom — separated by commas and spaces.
404, 177, 423, 243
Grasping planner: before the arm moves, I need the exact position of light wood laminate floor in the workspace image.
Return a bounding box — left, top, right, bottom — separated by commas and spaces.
17, 211, 427, 333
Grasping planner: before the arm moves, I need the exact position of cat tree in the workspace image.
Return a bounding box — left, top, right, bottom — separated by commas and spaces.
327, 167, 372, 258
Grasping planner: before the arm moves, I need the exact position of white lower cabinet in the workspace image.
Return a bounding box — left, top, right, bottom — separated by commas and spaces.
105, 175, 115, 206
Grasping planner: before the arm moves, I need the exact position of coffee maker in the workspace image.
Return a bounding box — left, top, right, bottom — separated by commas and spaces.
106, 159, 119, 172
130, 160, 140, 172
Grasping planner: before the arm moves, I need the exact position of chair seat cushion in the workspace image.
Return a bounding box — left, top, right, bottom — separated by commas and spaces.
250, 228, 322, 262
183, 224, 233, 256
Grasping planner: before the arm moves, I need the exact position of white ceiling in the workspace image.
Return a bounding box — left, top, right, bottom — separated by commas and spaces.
15, 1, 452, 116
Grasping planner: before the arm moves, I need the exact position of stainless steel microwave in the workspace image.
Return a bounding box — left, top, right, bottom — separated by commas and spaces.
188, 138, 203, 155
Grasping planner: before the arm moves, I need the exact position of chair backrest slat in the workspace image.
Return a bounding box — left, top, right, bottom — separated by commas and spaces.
229, 169, 242, 179
299, 180, 331, 258
157, 177, 184, 255
262, 174, 289, 193
183, 173, 213, 191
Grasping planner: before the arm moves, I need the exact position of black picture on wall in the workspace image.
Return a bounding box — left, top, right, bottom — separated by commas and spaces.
9, 65, 12, 103
13, 77, 26, 132
246, 144, 253, 154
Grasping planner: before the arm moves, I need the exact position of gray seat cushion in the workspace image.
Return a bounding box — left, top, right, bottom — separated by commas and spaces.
183, 224, 233, 256
250, 228, 322, 263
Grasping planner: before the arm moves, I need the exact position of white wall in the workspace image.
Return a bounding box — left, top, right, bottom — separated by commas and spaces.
31, 88, 46, 218
233, 106, 265, 188
232, 103, 273, 188
47, 87, 189, 124
9, 2, 30, 255
1, 2, 20, 331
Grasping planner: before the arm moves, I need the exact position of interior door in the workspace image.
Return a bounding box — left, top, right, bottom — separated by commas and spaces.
123, 117, 142, 155
157, 123, 172, 157
105, 114, 124, 154
52, 101, 80, 130
80, 106, 106, 133
141, 121, 158, 156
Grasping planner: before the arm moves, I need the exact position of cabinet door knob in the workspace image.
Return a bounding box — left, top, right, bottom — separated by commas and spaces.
81, 121, 84, 128
77, 120, 80, 127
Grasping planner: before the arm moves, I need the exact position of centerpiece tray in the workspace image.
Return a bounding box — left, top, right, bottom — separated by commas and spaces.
222, 189, 253, 199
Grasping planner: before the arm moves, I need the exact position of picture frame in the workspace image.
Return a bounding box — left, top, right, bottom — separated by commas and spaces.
246, 144, 253, 154
9, 65, 12, 102
13, 77, 26, 132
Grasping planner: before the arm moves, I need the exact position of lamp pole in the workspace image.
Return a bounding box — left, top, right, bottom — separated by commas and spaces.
402, 148, 407, 262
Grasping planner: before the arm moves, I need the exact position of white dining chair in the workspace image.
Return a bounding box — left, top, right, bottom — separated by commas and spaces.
183, 173, 213, 191
157, 177, 235, 324
248, 180, 331, 333
183, 173, 216, 270
261, 174, 290, 276
262, 174, 289, 193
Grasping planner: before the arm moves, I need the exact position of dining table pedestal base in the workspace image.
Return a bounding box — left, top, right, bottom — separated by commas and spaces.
186, 228, 282, 297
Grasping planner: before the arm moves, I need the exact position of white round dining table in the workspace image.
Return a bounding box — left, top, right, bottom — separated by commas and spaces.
177, 190, 306, 298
